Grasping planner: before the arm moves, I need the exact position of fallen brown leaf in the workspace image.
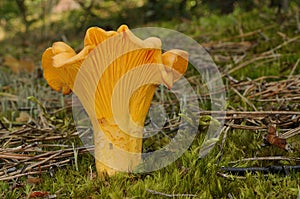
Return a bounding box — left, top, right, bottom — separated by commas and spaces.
29, 191, 49, 198
4, 55, 35, 74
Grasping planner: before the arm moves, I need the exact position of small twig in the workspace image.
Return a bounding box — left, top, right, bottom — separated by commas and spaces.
231, 87, 258, 111
200, 110, 300, 116
207, 24, 276, 43
280, 126, 300, 139
288, 58, 300, 80
226, 54, 281, 76
146, 189, 197, 198
0, 171, 47, 181
261, 35, 300, 56
220, 165, 300, 175
226, 124, 264, 130
24, 151, 63, 172
254, 96, 300, 102
217, 124, 232, 163
0, 146, 93, 177
228, 156, 300, 164
0, 142, 38, 152
217, 172, 246, 179
0, 153, 33, 160
72, 143, 79, 172
220, 125, 231, 151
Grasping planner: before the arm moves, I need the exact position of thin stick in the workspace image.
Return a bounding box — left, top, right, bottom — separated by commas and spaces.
228, 156, 300, 164
254, 96, 300, 102
231, 87, 257, 111
0, 171, 47, 181
217, 172, 246, 179
217, 125, 232, 163
208, 24, 276, 43
261, 35, 300, 56
226, 54, 281, 76
200, 110, 300, 116
227, 124, 264, 130
288, 58, 300, 79
24, 151, 62, 172
279, 126, 300, 139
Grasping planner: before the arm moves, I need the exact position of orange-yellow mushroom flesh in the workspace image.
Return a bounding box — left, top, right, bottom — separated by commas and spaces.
42, 25, 188, 176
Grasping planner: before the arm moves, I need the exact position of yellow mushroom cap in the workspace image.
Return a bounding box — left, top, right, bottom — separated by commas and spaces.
42, 24, 189, 131
42, 26, 121, 94
42, 25, 188, 95
161, 49, 189, 89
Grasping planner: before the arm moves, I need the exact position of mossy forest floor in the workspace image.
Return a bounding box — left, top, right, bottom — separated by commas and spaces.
1, 2, 300, 198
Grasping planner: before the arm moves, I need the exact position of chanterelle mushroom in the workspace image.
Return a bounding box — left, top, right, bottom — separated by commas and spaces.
42, 25, 188, 176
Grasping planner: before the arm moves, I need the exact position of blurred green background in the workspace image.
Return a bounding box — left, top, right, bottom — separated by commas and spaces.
0, 0, 298, 59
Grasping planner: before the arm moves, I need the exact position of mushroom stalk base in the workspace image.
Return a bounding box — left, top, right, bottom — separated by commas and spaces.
94, 123, 143, 177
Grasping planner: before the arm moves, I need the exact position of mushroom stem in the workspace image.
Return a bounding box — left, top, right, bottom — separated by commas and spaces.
92, 85, 156, 176
94, 123, 143, 176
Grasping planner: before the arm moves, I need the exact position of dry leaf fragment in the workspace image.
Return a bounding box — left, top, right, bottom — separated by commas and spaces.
29, 191, 49, 198
266, 124, 291, 151
16, 112, 31, 123
3, 55, 35, 74
27, 177, 43, 184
